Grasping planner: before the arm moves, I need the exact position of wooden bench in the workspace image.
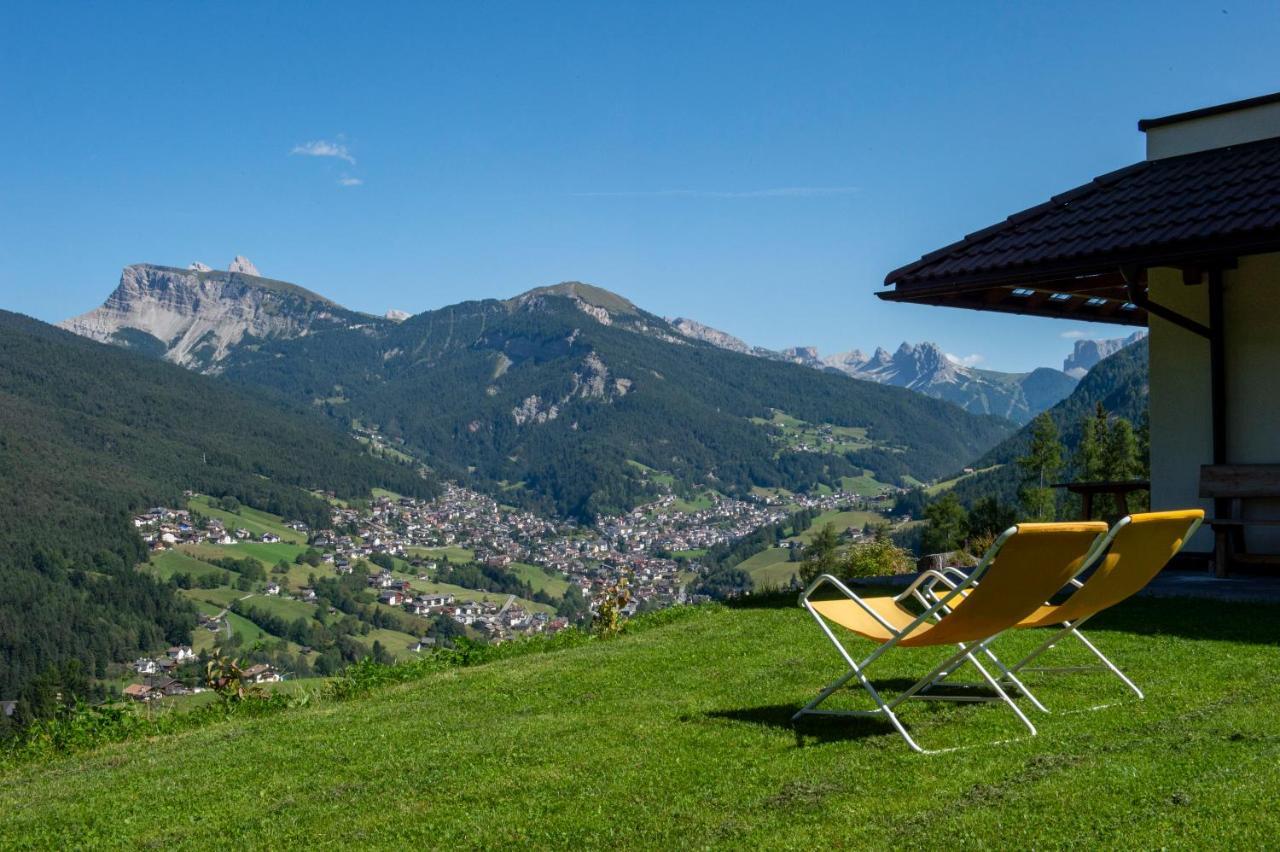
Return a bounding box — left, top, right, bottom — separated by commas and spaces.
1199, 464, 1280, 577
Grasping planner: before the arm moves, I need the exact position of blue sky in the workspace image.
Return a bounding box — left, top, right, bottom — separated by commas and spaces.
2, 2, 1277, 371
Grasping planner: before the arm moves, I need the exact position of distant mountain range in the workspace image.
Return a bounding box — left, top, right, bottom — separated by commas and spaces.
62, 262, 1015, 521
669, 317, 1143, 425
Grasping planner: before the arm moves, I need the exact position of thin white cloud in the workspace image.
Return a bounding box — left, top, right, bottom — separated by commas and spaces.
573, 186, 859, 199
1060, 330, 1090, 339
291, 139, 356, 165
337, 175, 363, 187
946, 352, 985, 367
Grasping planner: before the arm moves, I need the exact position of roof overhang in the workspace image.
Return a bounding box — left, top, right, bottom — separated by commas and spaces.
880, 226, 1280, 328
879, 124, 1280, 328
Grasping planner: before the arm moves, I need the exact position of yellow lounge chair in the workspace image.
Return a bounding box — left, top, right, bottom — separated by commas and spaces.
794, 521, 1108, 753
919, 510, 1204, 701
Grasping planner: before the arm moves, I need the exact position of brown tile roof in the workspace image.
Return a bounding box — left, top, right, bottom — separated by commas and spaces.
884, 136, 1280, 292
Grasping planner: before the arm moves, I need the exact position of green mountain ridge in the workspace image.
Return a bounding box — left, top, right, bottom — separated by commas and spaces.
210, 286, 1014, 519
0, 309, 437, 698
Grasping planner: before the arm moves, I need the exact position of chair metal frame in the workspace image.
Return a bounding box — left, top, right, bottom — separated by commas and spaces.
917, 514, 1204, 703
793, 526, 1078, 754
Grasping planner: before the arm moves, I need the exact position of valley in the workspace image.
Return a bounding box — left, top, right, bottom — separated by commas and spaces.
117, 480, 894, 703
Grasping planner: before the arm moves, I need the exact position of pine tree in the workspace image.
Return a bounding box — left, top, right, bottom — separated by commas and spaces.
1018, 412, 1064, 521
1104, 417, 1142, 482
922, 493, 970, 553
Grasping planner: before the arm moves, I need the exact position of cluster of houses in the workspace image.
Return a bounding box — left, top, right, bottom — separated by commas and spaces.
325, 482, 879, 615
133, 503, 286, 551
119, 477, 885, 696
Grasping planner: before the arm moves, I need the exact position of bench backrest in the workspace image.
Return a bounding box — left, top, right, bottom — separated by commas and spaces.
1199, 464, 1280, 499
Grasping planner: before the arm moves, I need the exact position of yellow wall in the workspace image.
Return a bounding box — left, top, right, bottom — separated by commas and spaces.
1148, 252, 1280, 552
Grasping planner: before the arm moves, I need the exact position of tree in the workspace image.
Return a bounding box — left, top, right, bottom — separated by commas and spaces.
1074, 403, 1109, 482
968, 496, 1016, 539
694, 566, 752, 599
799, 523, 841, 583
922, 493, 969, 554
1103, 417, 1142, 481
1018, 412, 1064, 521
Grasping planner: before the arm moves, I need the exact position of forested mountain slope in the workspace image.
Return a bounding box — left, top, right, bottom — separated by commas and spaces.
0, 311, 436, 698
216, 285, 1014, 519
947, 339, 1150, 507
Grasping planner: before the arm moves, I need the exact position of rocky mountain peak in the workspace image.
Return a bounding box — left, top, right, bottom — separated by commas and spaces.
188, 261, 212, 272
1063, 331, 1147, 378
385, 309, 411, 322
511, 282, 640, 323
229, 255, 261, 276
60, 262, 356, 372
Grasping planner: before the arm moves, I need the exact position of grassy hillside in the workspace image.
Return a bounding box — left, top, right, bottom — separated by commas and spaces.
220, 291, 1013, 520
0, 310, 437, 701
2, 596, 1277, 846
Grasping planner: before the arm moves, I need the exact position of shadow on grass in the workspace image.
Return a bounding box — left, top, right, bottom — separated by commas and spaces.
1074, 595, 1280, 646
725, 585, 904, 611
702, 703, 897, 746
729, 583, 1280, 645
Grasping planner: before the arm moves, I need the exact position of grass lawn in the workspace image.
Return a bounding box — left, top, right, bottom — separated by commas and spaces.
926, 464, 1004, 497
838, 472, 893, 497
508, 562, 570, 598
672, 491, 718, 512
239, 593, 318, 621
146, 549, 223, 581
181, 541, 309, 569
4, 595, 1278, 846
738, 547, 801, 590
789, 509, 882, 544
188, 495, 306, 545
182, 586, 247, 609
406, 546, 475, 563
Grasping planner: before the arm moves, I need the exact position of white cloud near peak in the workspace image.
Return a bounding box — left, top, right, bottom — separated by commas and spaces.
945, 352, 985, 367
337, 175, 363, 187
1060, 330, 1090, 339
291, 139, 356, 165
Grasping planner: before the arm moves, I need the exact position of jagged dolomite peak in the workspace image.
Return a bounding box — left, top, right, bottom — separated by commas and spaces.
229, 255, 260, 276
60, 263, 355, 372
188, 261, 212, 272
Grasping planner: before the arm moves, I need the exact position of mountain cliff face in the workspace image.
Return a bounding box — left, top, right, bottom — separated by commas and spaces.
60, 260, 369, 371
1063, 331, 1147, 378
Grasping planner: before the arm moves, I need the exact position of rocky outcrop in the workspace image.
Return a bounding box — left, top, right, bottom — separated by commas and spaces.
228, 255, 261, 276
385, 309, 411, 322
669, 317, 755, 355
60, 262, 360, 371
1063, 331, 1147, 378
510, 351, 629, 426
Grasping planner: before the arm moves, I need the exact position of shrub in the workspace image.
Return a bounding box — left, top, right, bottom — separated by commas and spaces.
842, 537, 912, 578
